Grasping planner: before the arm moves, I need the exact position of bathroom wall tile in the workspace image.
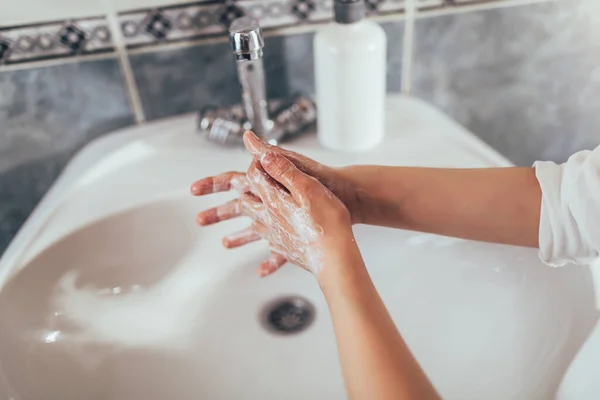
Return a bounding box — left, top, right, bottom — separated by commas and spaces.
417, 0, 445, 9
130, 20, 404, 120
0, 0, 110, 26
117, 0, 406, 48
0, 153, 71, 255
113, 0, 205, 14
118, 0, 331, 48
0, 58, 135, 255
382, 21, 404, 92
412, 0, 600, 165
0, 17, 115, 65
0, 0, 408, 67
127, 38, 242, 121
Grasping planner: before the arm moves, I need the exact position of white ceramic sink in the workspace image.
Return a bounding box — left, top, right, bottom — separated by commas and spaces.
0, 96, 597, 400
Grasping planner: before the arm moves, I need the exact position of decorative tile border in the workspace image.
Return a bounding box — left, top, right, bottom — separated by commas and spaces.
0, 17, 114, 65
117, 0, 407, 48
419, 0, 511, 7
417, 0, 445, 8
0, 0, 517, 65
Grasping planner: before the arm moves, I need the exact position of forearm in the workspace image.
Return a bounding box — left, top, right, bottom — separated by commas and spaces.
341, 166, 542, 247
319, 247, 439, 400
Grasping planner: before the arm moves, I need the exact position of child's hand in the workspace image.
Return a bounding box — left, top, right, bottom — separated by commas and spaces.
195, 132, 364, 223
191, 132, 363, 275
242, 150, 354, 277
242, 131, 368, 225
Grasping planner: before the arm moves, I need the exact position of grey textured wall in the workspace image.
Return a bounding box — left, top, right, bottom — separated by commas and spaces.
0, 59, 135, 253
413, 0, 600, 165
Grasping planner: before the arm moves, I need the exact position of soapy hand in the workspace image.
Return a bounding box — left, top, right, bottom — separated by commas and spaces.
192, 131, 364, 220
245, 151, 354, 276
191, 131, 356, 276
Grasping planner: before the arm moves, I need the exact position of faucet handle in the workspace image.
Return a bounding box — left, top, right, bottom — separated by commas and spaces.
229, 17, 264, 60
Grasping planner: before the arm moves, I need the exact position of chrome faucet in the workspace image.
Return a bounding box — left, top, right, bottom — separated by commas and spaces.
197, 17, 317, 146
229, 17, 272, 140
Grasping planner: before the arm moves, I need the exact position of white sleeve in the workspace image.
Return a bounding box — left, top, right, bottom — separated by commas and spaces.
534, 145, 600, 267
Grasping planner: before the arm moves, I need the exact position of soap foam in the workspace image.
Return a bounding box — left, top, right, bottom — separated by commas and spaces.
247, 165, 325, 275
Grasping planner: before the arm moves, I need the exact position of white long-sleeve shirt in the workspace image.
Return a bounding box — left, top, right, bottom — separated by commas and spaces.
534, 145, 600, 267
535, 147, 600, 400
538, 146, 600, 399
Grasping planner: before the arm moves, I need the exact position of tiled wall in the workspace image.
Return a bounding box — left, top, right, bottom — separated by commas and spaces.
413, 0, 600, 166
1, 0, 599, 255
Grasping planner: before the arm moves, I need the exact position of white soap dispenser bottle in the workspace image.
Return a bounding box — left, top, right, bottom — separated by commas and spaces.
314, 0, 387, 152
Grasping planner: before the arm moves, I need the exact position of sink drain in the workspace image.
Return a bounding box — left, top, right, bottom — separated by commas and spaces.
260, 296, 316, 335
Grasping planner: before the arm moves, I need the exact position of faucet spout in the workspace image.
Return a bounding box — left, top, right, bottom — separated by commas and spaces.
229, 17, 272, 139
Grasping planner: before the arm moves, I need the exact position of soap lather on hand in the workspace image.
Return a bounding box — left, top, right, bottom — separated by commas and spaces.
190, 130, 365, 277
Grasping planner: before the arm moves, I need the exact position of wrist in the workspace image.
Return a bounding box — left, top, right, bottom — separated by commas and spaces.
316, 236, 368, 293
338, 165, 413, 228
336, 166, 373, 225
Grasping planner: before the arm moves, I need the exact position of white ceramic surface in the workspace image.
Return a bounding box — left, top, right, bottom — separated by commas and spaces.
0, 97, 597, 400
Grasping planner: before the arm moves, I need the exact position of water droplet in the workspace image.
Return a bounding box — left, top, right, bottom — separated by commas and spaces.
42, 330, 61, 343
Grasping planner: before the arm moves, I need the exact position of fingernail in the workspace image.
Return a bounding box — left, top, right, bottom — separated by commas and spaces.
257, 268, 268, 277
190, 183, 202, 195
196, 214, 207, 225
243, 131, 263, 155
245, 131, 259, 141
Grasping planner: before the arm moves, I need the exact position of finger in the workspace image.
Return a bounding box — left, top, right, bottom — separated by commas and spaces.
196, 199, 241, 226
247, 158, 292, 203
239, 192, 268, 221
243, 130, 325, 180
257, 252, 287, 277
245, 219, 288, 276
248, 221, 288, 276
190, 172, 249, 196
259, 151, 320, 205
243, 131, 274, 158
246, 160, 297, 234
222, 226, 261, 248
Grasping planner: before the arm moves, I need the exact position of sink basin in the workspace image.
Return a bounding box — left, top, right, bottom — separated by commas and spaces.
0, 96, 597, 399
0, 196, 332, 399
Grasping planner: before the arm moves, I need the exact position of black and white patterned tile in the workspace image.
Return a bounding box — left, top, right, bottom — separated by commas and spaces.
128, 20, 403, 121
117, 0, 407, 48
416, 0, 521, 11
0, 0, 521, 65
450, 0, 503, 3
0, 17, 114, 65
